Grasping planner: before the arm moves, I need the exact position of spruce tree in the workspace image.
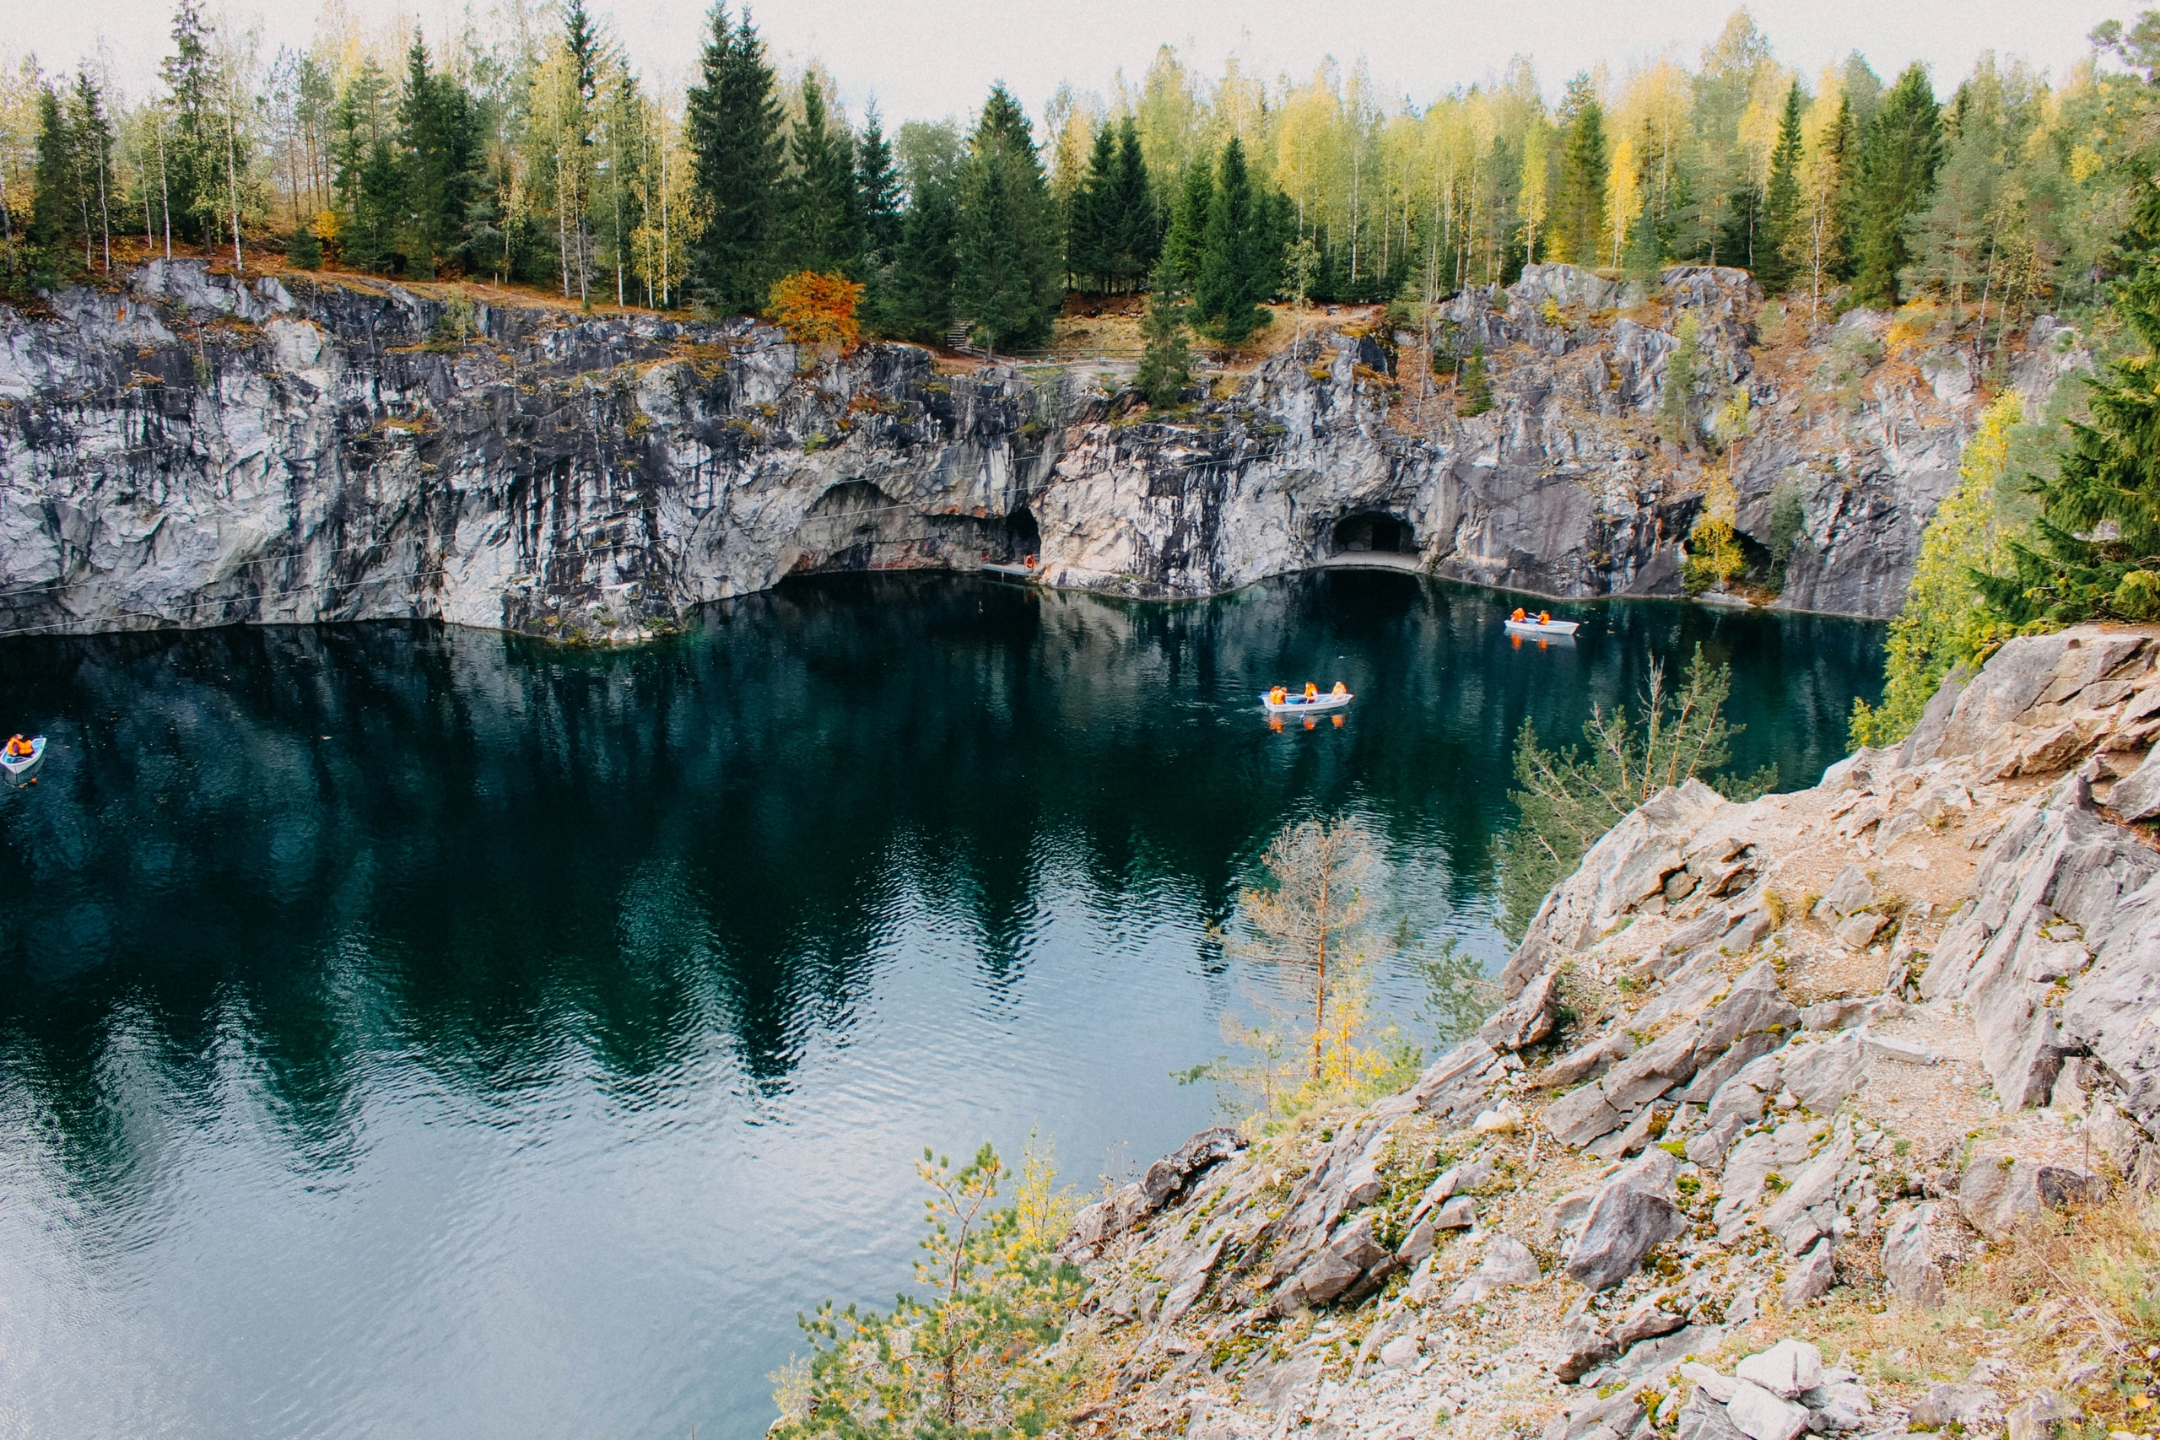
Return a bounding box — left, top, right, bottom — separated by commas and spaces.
1853, 64, 1942, 308
1555, 73, 1607, 266
1159, 158, 1211, 293
953, 84, 1062, 352
880, 120, 962, 342
1757, 81, 1804, 293
1978, 269, 2160, 625
396, 38, 481, 278
855, 105, 902, 262
1105, 119, 1158, 292
779, 73, 860, 276
1066, 123, 1116, 289
29, 85, 71, 277
1135, 276, 1192, 407
1194, 137, 1280, 344
160, 0, 218, 245
684, 2, 783, 313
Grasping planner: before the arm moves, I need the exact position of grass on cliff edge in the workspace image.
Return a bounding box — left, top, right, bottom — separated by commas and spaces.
1715, 1193, 2160, 1437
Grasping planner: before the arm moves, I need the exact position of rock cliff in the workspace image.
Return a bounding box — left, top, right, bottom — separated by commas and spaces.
1043, 624, 2160, 1440
0, 260, 2084, 641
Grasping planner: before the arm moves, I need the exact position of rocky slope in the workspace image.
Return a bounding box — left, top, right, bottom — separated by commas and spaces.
1049, 624, 2160, 1440
0, 260, 2087, 642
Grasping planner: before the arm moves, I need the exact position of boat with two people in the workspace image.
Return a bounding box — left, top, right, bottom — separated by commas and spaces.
1503, 607, 1580, 638
2, 733, 45, 785
1260, 682, 1354, 714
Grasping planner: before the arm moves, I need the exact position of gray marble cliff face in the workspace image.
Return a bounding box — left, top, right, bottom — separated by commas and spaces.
0, 259, 2088, 642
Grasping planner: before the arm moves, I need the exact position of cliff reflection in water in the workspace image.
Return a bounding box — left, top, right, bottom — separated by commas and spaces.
0, 571, 1881, 1440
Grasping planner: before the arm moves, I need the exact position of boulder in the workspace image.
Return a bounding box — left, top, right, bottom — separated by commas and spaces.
1727, 1380, 1812, 1440
1140, 1126, 1246, 1209
1761, 1135, 1853, 1253
2107, 741, 2160, 821
1958, 1157, 2105, 1240
1677, 1391, 1749, 1440
1781, 1237, 1836, 1307
1881, 1203, 1949, 1308
1281, 1212, 1388, 1308
1443, 1234, 1542, 1307
1834, 912, 1888, 950
1415, 1038, 1505, 1122
1777, 1032, 1870, 1112
2006, 1390, 2079, 1440
1483, 965, 1562, 1050
1567, 1150, 1688, 1290
1909, 1384, 2003, 1431
1432, 1195, 1477, 1229
1736, 1339, 1824, 1399
1611, 1300, 1686, 1349
1546, 1033, 1638, 1090
1551, 1314, 1620, 1382
1814, 866, 1875, 921
1697, 963, 1802, 1055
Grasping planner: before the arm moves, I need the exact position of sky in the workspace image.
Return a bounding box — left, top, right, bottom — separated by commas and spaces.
10, 0, 2134, 122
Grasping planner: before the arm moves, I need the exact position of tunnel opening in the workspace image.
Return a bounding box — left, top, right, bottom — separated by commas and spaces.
1003, 506, 1042, 561
1330, 512, 1415, 555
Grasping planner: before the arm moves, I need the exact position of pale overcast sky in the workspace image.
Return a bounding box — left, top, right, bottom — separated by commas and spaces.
10, 0, 2134, 123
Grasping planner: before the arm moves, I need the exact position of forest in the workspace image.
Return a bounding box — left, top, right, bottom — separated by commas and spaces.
4, 4, 2157, 359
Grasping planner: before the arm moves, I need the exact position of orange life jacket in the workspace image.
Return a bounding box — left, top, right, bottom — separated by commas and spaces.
1538, 612, 1551, 623
1304, 684, 1318, 698
1332, 682, 1348, 696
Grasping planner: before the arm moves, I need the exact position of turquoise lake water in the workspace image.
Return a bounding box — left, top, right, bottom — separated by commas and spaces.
0, 571, 1882, 1438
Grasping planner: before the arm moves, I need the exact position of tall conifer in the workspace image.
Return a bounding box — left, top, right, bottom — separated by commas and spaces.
1105, 119, 1158, 292
684, 2, 783, 313
1853, 64, 1942, 307
953, 84, 1061, 351
779, 73, 860, 276
1555, 74, 1607, 266
1757, 81, 1804, 292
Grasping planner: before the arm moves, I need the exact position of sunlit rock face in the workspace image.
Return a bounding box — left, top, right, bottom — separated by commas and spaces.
0, 259, 2078, 640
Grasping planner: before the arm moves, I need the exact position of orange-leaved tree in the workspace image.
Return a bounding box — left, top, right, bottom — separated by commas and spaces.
767, 270, 864, 355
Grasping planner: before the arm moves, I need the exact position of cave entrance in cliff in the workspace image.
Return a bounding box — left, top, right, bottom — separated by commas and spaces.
1004, 506, 1041, 561
1330, 513, 1414, 555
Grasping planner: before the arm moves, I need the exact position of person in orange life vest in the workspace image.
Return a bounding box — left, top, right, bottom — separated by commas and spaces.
1268, 686, 1287, 705
1538, 611, 1551, 624
1331, 682, 1348, 696
3, 735, 31, 758
1511, 607, 1526, 622
1304, 683, 1319, 699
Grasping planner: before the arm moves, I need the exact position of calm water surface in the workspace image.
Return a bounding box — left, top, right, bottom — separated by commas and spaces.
0, 572, 1882, 1439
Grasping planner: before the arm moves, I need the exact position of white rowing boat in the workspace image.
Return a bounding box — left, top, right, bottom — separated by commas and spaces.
1260, 691, 1353, 714
1503, 617, 1581, 638
1, 736, 45, 780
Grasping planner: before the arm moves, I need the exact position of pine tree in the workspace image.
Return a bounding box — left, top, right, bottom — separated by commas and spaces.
954, 84, 1062, 352
779, 72, 859, 276
1554, 73, 1607, 266
684, 1, 783, 314
1853, 64, 1942, 308
1757, 81, 1803, 293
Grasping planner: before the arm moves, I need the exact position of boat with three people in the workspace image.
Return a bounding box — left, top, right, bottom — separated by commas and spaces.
1259, 682, 1354, 714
